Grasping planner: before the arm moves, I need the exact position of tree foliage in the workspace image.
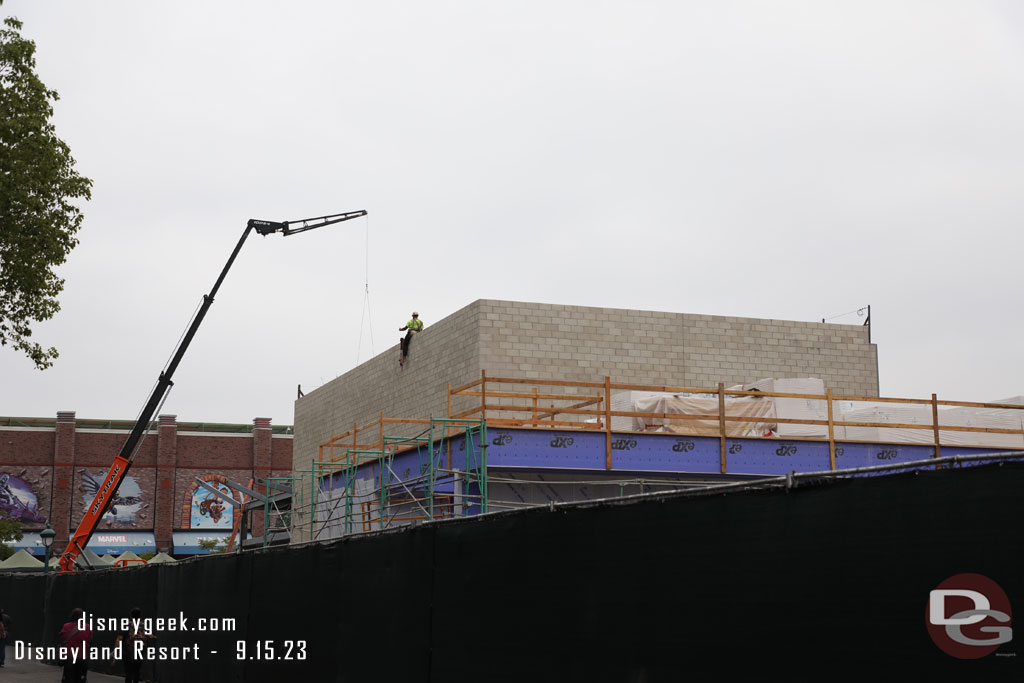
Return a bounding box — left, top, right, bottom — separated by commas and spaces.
198, 537, 230, 554
0, 514, 24, 560
0, 16, 91, 369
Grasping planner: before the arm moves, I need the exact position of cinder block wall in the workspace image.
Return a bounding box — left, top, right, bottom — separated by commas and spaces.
478, 300, 877, 392
293, 299, 878, 474
293, 302, 483, 474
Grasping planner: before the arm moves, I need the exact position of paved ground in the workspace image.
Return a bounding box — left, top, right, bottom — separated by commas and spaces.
0, 646, 122, 682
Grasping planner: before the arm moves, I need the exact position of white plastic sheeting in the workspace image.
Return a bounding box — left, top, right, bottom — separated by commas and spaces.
728, 378, 827, 437
836, 402, 1024, 448
610, 379, 826, 437
611, 379, 1024, 448
631, 395, 776, 437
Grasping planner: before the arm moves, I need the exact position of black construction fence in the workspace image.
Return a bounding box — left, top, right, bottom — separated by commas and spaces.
1, 462, 1021, 681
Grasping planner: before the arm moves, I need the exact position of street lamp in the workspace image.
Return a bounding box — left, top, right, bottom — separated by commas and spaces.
40, 524, 56, 575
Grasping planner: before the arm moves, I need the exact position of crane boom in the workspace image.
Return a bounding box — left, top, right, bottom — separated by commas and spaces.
58, 210, 366, 572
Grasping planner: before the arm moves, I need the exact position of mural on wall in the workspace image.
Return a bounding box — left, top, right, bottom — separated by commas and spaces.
80, 469, 144, 524
0, 472, 47, 524
184, 474, 241, 529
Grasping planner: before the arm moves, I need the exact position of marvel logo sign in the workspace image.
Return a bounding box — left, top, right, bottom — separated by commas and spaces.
94, 535, 129, 544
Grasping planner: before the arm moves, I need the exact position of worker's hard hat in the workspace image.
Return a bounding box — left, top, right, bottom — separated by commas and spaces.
412, 311, 419, 316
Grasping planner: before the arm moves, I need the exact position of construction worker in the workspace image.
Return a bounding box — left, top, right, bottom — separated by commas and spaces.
399, 312, 424, 364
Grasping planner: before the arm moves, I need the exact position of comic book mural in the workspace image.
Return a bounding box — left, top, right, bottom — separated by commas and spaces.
78, 468, 153, 528
186, 474, 240, 529
0, 471, 47, 525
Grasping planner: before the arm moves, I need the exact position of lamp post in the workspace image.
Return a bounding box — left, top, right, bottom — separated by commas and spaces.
41, 524, 56, 575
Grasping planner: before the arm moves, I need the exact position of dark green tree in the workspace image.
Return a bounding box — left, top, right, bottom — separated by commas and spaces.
0, 16, 92, 369
198, 537, 230, 554
0, 515, 24, 560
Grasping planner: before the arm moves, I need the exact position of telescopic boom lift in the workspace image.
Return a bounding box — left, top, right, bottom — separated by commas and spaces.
58, 210, 367, 572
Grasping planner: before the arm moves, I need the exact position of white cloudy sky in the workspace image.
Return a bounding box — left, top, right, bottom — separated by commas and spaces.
2, 1, 1023, 426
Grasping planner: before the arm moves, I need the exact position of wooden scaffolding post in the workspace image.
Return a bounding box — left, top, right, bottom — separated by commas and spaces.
481, 370, 487, 422
718, 382, 727, 473
605, 376, 613, 470
377, 415, 384, 509
447, 383, 453, 471
931, 393, 942, 466
827, 388, 836, 471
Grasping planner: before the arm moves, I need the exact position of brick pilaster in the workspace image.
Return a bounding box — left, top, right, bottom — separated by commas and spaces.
51, 411, 76, 554
250, 418, 272, 536
155, 414, 177, 552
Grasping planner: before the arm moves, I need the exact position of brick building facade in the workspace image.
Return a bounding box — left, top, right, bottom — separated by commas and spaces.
0, 412, 292, 556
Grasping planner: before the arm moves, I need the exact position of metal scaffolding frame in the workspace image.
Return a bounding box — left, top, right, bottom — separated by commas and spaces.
308, 417, 487, 541
260, 475, 301, 547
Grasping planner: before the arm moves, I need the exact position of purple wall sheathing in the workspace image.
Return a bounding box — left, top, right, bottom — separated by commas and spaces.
717, 437, 832, 475
485, 428, 831, 475
928, 445, 1009, 464
486, 429, 607, 469
611, 434, 724, 474
831, 442, 934, 470
484, 428, 1013, 477
324, 447, 460, 494
332, 428, 1015, 487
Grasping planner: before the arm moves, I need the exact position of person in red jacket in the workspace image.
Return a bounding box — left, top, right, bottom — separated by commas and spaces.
58, 608, 93, 683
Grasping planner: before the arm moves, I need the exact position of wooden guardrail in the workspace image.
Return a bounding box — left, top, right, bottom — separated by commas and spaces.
446, 371, 1024, 472
318, 412, 434, 466
318, 372, 1023, 474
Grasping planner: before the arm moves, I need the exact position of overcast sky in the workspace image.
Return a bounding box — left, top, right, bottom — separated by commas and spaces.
2, 1, 1023, 427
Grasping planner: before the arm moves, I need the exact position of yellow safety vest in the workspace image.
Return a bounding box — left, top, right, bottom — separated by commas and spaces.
406, 319, 424, 331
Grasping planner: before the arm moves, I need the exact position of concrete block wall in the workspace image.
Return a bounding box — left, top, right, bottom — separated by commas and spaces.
681, 314, 876, 391
478, 301, 876, 394
293, 299, 878, 474
293, 302, 483, 475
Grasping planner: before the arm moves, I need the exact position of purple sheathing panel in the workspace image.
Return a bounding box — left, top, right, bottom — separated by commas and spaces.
323, 447, 459, 493
937, 446, 1011, 468
831, 442, 935, 471
611, 434, 723, 474
331, 428, 1012, 484
716, 438, 832, 475
486, 428, 607, 469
